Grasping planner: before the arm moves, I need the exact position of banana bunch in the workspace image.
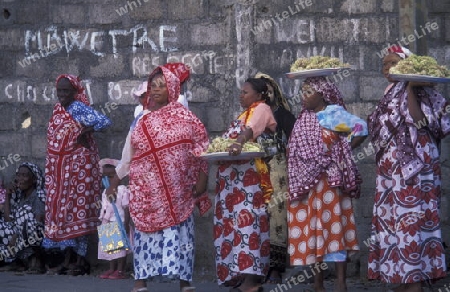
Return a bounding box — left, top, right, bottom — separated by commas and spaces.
389, 55, 450, 77
290, 56, 349, 72
206, 137, 262, 153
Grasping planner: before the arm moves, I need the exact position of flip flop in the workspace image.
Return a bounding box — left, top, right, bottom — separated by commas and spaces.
130, 288, 149, 292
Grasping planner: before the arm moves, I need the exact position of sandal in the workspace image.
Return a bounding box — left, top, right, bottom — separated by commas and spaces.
130, 288, 149, 292
108, 270, 127, 279
99, 269, 115, 279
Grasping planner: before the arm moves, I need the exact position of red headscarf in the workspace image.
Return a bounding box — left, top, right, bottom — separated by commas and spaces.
163, 63, 191, 84
56, 74, 90, 106
387, 45, 412, 59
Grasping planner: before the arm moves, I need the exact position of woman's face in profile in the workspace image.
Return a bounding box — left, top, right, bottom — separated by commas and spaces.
382, 53, 402, 82
150, 74, 169, 107
301, 83, 326, 112
56, 78, 76, 108
239, 82, 262, 109
16, 166, 35, 191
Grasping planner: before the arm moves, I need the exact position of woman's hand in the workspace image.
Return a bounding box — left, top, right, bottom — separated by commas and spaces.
193, 171, 208, 198
228, 142, 243, 156
76, 126, 94, 148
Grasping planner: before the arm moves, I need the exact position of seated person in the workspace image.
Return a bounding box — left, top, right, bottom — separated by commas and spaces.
0, 162, 45, 273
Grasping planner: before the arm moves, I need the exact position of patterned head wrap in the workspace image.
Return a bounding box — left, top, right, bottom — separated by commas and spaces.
16, 162, 45, 204
254, 72, 291, 111
146, 66, 181, 108
303, 76, 345, 108
163, 63, 191, 84
98, 158, 119, 175
387, 45, 412, 60
56, 74, 90, 106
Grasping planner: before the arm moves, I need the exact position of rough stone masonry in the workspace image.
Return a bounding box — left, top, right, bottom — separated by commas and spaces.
0, 0, 449, 280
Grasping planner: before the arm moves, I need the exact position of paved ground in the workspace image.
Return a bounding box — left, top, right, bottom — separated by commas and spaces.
1, 270, 450, 292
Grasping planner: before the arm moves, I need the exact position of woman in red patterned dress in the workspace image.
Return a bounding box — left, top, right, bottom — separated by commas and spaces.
107, 65, 209, 292
367, 46, 450, 292
43, 75, 111, 275
214, 78, 277, 292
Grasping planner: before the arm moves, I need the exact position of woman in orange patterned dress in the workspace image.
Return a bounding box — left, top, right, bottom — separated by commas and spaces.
287, 77, 367, 292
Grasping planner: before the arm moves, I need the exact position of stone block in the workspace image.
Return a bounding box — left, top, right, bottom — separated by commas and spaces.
15, 54, 51, 79
0, 29, 22, 50
127, 0, 163, 20
0, 133, 31, 159
205, 106, 228, 133
190, 23, 227, 46
48, 57, 80, 80
167, 51, 208, 75
360, 74, 388, 101
89, 54, 126, 78
0, 53, 14, 78
315, 17, 396, 44
340, 0, 377, 14
168, 0, 205, 20
31, 134, 47, 159
105, 79, 143, 105
50, 4, 86, 24
430, 0, 450, 13
275, 18, 315, 44
16, 1, 49, 24
446, 15, 450, 42
381, 0, 397, 12
88, 4, 121, 25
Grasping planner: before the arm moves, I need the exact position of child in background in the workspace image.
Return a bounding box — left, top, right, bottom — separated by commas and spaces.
97, 158, 131, 280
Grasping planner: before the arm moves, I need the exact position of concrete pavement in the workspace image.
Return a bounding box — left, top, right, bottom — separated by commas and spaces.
2, 271, 450, 292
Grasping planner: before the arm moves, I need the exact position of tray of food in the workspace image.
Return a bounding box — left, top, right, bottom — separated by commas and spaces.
286, 56, 351, 79
389, 55, 450, 83
201, 137, 265, 161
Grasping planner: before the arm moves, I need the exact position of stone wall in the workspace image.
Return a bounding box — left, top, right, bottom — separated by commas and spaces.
0, 0, 449, 280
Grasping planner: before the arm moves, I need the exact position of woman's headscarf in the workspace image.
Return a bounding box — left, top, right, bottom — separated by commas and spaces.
56, 74, 90, 106
305, 76, 345, 108
16, 162, 45, 204
163, 63, 191, 84
288, 77, 361, 199
145, 66, 181, 109
255, 72, 291, 111
387, 45, 412, 60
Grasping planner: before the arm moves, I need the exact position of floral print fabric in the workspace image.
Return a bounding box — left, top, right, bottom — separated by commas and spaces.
367, 130, 447, 283
214, 160, 270, 284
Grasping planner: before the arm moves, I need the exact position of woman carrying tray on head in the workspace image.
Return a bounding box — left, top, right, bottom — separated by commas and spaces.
287, 75, 367, 292
367, 45, 450, 292
213, 78, 277, 292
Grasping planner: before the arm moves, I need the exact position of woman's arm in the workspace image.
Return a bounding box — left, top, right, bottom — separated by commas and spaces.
193, 170, 208, 198
351, 136, 366, 149
228, 127, 253, 156
406, 82, 429, 125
